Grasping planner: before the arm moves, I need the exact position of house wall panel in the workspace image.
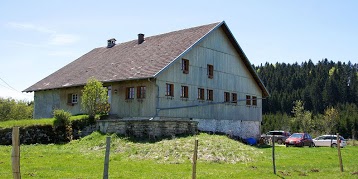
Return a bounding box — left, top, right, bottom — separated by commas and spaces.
59, 88, 82, 115
34, 80, 158, 119
33, 90, 61, 118
110, 79, 157, 118
156, 27, 263, 122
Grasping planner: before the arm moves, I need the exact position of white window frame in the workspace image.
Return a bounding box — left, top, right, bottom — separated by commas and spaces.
72, 94, 78, 104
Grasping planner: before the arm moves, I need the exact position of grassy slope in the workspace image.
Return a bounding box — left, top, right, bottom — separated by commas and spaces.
1, 132, 358, 178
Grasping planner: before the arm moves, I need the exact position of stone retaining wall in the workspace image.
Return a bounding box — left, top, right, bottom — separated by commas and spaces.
194, 119, 261, 139
97, 119, 198, 138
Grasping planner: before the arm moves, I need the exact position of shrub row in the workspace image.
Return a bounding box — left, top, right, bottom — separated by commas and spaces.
0, 118, 96, 145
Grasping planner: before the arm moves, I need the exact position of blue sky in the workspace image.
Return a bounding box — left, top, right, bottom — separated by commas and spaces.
1, 1, 357, 101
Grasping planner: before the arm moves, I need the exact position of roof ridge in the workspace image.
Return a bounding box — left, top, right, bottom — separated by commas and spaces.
98, 21, 222, 48
147, 21, 222, 38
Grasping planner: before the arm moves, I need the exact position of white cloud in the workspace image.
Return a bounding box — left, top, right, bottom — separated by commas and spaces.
49, 34, 79, 45
6, 22, 80, 46
7, 41, 44, 48
48, 50, 79, 57
6, 22, 55, 34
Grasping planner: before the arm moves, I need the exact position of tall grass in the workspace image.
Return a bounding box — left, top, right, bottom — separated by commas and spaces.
1, 132, 358, 178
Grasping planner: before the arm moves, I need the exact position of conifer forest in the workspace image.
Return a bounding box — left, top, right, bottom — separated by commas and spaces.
256, 59, 358, 138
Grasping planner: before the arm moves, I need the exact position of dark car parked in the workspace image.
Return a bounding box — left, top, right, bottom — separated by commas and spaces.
285, 133, 314, 147
261, 131, 291, 144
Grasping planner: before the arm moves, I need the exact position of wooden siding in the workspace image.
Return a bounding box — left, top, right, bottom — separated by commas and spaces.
34, 88, 83, 118
109, 80, 157, 118
33, 90, 60, 118
156, 27, 262, 121
34, 79, 157, 119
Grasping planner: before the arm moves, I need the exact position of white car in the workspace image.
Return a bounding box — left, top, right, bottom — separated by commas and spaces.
313, 135, 347, 147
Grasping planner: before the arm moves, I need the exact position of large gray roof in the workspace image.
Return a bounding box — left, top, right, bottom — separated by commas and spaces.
24, 21, 269, 97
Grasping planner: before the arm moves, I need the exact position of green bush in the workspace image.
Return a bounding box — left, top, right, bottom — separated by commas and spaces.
53, 109, 73, 142
53, 109, 71, 128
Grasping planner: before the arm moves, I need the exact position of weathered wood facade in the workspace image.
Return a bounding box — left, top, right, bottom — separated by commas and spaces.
156, 27, 262, 120
154, 27, 264, 138
27, 21, 269, 138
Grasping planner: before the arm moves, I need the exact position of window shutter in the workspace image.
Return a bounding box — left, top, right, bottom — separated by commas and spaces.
186, 60, 189, 73
126, 88, 129, 99
182, 59, 189, 74
185, 86, 188, 98
137, 87, 140, 98
67, 94, 72, 104
170, 84, 174, 96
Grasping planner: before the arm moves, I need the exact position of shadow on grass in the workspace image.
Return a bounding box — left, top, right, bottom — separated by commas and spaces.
95, 130, 282, 148
99, 131, 196, 144
255, 144, 273, 148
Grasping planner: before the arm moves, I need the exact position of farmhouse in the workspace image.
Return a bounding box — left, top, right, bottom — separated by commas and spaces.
24, 21, 269, 138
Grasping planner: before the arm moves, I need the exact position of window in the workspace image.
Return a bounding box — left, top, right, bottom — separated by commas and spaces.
67, 94, 78, 104
126, 87, 135, 99
166, 83, 174, 97
246, 95, 251, 105
137, 86, 146, 99
182, 58, 189, 74
207, 64, 214, 79
198, 88, 205, 100
224, 92, 230, 102
232, 93, 237, 104
207, 89, 213, 101
181, 86, 189, 98
252, 96, 257, 106
107, 86, 112, 104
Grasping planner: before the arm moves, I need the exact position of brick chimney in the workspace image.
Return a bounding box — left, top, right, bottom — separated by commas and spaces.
138, 34, 144, 44
107, 38, 116, 48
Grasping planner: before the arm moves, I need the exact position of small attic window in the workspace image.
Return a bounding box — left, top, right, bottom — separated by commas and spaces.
207, 64, 214, 79
182, 59, 189, 74
107, 38, 116, 48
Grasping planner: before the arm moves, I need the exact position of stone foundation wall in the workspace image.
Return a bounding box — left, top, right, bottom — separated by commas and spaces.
194, 119, 261, 139
97, 119, 198, 138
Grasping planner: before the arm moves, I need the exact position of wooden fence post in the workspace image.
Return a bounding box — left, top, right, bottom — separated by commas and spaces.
192, 139, 198, 179
353, 130, 355, 146
272, 135, 276, 175
337, 133, 343, 172
11, 127, 21, 179
103, 136, 111, 179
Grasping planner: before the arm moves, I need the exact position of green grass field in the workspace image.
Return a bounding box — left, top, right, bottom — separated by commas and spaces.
1, 132, 358, 178
0, 115, 89, 129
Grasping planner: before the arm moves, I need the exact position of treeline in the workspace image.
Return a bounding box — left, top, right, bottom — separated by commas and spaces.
262, 101, 357, 138
0, 97, 33, 121
255, 59, 358, 114
255, 59, 358, 138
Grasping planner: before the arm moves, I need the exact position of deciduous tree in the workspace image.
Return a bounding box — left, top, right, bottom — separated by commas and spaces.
81, 78, 108, 119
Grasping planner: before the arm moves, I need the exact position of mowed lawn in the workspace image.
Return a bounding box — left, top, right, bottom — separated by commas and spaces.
0, 132, 358, 178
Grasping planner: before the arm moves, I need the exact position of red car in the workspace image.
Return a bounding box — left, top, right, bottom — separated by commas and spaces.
285, 133, 314, 147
